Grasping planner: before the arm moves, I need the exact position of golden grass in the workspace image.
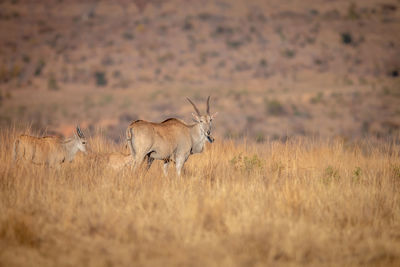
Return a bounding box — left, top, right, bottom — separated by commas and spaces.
1, 128, 400, 267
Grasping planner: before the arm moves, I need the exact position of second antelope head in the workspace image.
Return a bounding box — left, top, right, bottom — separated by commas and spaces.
75, 126, 87, 153
187, 96, 218, 143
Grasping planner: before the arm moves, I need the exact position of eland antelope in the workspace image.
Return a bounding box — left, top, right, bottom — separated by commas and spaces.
77, 151, 132, 170
126, 96, 217, 176
12, 126, 87, 166
106, 152, 132, 170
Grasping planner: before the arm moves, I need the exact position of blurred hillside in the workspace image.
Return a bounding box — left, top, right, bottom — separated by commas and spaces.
0, 0, 399, 142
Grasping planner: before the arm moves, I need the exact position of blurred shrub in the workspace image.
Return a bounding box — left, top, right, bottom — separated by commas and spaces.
389, 70, 398, 78
323, 165, 340, 184
215, 26, 234, 35
255, 133, 265, 143
352, 167, 362, 184
282, 49, 296, 58
47, 73, 59, 91
361, 121, 370, 135
22, 54, 30, 63
226, 40, 243, 49
230, 153, 264, 173
122, 32, 134, 40
309, 9, 319, 16
235, 61, 251, 72
265, 99, 285, 116
113, 70, 121, 78
157, 53, 175, 64
94, 71, 107, 87
0, 64, 21, 82
34, 59, 45, 76
259, 59, 267, 67
291, 104, 311, 118
310, 92, 324, 104
392, 165, 400, 184
198, 13, 212, 21
341, 33, 352, 45
347, 3, 360, 20
182, 19, 193, 31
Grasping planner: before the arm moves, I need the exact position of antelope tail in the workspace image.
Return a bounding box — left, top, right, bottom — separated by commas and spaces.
12, 138, 19, 162
126, 128, 135, 159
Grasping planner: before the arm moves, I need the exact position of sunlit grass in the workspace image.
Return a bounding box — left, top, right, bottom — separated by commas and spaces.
1, 127, 400, 266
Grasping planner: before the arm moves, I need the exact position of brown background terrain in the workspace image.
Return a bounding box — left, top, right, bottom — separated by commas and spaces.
0, 0, 399, 141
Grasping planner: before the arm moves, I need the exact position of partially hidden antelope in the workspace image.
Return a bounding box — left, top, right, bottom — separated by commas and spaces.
12, 126, 87, 166
83, 152, 132, 171
126, 96, 217, 176
106, 152, 132, 170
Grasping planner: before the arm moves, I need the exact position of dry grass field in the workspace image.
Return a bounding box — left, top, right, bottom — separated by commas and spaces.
1, 128, 400, 267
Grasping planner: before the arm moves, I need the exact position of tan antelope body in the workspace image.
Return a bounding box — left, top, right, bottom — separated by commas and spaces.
12, 126, 87, 166
126, 97, 217, 176
107, 152, 132, 170
79, 151, 131, 170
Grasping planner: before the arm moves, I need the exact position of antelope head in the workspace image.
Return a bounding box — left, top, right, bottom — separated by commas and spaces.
187, 96, 218, 143
75, 126, 87, 153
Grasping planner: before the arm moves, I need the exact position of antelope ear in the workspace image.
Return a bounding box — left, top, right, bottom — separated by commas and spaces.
211, 112, 218, 120
192, 113, 200, 122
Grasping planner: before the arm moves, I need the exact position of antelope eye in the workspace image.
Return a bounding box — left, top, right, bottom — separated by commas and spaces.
82, 142, 86, 144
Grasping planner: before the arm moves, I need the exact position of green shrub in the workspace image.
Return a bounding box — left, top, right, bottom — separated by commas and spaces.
323, 165, 340, 184
352, 167, 362, 184
94, 71, 107, 87
230, 153, 264, 173
341, 33, 352, 45
265, 99, 285, 116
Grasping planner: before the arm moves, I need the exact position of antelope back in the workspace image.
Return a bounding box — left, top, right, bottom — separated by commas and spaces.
16, 135, 63, 163
108, 152, 132, 170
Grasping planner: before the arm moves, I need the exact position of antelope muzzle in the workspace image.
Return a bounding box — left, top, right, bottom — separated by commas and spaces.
206, 131, 214, 143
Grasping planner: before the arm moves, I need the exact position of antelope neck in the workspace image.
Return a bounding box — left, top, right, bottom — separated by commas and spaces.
190, 123, 206, 153
63, 138, 79, 161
